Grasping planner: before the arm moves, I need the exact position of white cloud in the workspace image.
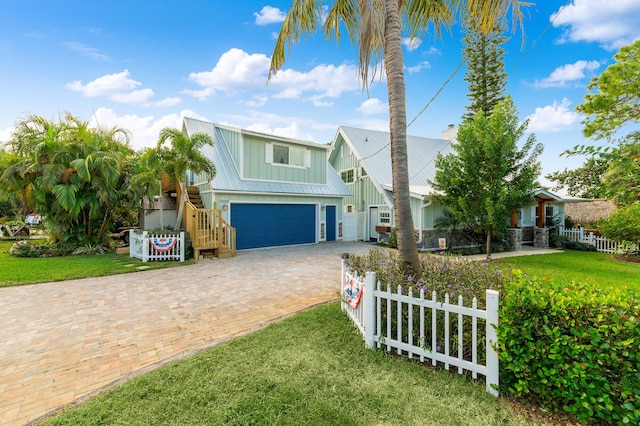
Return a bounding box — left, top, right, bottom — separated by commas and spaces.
64, 42, 111, 61
526, 98, 581, 132
254, 6, 286, 25
0, 126, 13, 143
66, 70, 140, 97
243, 94, 269, 107
357, 98, 387, 115
89, 107, 209, 150
186, 48, 271, 99
65, 70, 175, 107
533, 60, 601, 88
406, 61, 430, 74
270, 62, 360, 101
403, 37, 422, 52
152, 97, 181, 107
551, 0, 640, 50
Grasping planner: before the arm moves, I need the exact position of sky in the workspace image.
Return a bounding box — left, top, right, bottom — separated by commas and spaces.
1, 0, 639, 191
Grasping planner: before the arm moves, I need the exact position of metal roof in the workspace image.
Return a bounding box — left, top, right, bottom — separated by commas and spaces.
336, 125, 454, 198
183, 117, 352, 198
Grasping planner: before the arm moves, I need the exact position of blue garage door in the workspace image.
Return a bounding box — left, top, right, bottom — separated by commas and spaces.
231, 203, 316, 249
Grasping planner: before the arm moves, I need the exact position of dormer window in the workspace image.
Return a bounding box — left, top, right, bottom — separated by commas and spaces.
266, 143, 310, 168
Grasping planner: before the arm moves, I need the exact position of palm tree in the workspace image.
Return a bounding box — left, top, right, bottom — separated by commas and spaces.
152, 127, 216, 229
269, 0, 529, 273
6, 113, 137, 246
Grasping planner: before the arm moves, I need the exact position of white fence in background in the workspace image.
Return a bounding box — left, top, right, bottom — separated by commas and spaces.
129, 230, 185, 262
560, 228, 620, 253
341, 260, 500, 396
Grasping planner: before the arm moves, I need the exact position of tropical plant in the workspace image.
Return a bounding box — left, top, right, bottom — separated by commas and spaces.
430, 97, 542, 257
268, 0, 530, 273
144, 127, 216, 229
3, 113, 149, 247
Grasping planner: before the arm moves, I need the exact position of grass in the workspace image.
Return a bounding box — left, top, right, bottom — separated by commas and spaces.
42, 302, 531, 426
496, 250, 640, 292
0, 240, 194, 287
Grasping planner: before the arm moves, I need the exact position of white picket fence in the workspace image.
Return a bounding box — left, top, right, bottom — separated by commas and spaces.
129, 230, 185, 262
560, 228, 620, 253
341, 260, 500, 396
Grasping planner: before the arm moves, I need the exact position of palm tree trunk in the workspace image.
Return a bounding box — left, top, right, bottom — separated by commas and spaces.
384, 0, 421, 273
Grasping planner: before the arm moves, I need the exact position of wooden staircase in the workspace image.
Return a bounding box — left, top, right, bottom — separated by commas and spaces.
181, 185, 236, 259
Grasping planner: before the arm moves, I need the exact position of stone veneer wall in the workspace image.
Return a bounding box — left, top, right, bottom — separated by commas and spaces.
506, 228, 523, 251
534, 228, 549, 248
420, 229, 478, 251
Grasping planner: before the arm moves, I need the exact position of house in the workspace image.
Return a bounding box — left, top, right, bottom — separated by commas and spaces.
181, 117, 352, 251
328, 124, 456, 248
328, 124, 565, 250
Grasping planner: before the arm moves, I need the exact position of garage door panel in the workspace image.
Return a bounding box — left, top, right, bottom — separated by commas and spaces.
231, 203, 316, 249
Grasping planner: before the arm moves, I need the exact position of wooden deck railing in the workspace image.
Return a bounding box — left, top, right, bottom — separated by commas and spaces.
184, 202, 236, 259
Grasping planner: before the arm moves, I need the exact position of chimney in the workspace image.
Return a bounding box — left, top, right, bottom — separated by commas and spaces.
442, 124, 458, 141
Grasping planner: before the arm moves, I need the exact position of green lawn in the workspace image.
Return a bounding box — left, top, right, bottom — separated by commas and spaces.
43, 302, 531, 426
496, 250, 640, 292
0, 240, 194, 287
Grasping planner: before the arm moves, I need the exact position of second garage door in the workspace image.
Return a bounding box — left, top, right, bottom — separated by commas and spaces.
231, 203, 316, 250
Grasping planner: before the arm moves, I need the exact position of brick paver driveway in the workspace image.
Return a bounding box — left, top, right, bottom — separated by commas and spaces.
0, 241, 374, 425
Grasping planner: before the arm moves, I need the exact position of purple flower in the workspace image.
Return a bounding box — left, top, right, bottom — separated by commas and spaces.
407, 275, 413, 282
436, 345, 441, 352
481, 262, 488, 268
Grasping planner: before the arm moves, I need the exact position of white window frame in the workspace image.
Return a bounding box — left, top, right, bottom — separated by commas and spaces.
341, 144, 351, 158
340, 168, 356, 184
344, 204, 354, 213
266, 143, 310, 168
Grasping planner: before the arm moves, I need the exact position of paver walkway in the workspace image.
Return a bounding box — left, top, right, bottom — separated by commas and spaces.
0, 242, 374, 426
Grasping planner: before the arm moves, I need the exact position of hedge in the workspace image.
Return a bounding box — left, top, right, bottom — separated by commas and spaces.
497, 271, 639, 424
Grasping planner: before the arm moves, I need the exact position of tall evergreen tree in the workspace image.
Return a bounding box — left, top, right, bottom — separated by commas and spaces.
461, 17, 508, 122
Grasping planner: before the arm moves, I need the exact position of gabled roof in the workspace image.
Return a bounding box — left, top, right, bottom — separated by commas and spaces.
183, 117, 351, 198
331, 125, 454, 200
534, 188, 564, 203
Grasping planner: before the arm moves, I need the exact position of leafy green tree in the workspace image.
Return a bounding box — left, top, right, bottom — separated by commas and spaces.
598, 203, 640, 245
461, 17, 508, 121
545, 156, 609, 198
430, 97, 542, 257
269, 0, 529, 272
576, 39, 640, 140
561, 132, 640, 202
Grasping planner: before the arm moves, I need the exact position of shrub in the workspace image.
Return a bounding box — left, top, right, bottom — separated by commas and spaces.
9, 240, 52, 257
497, 273, 640, 424
550, 235, 597, 251
598, 203, 640, 244
346, 249, 508, 304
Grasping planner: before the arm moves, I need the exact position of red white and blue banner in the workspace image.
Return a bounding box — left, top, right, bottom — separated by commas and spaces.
148, 236, 178, 252
343, 270, 363, 309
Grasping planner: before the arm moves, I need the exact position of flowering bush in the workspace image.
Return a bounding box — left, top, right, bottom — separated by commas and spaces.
346, 249, 509, 302
8, 240, 59, 258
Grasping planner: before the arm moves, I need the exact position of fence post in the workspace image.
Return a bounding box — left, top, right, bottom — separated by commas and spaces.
179, 231, 185, 262
579, 227, 584, 243
142, 231, 149, 263
340, 259, 346, 312
364, 271, 376, 349
486, 289, 499, 397
128, 229, 134, 258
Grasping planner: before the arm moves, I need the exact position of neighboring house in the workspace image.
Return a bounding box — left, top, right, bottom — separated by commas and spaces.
182, 117, 352, 250
328, 124, 457, 248
509, 188, 565, 246
329, 124, 565, 250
